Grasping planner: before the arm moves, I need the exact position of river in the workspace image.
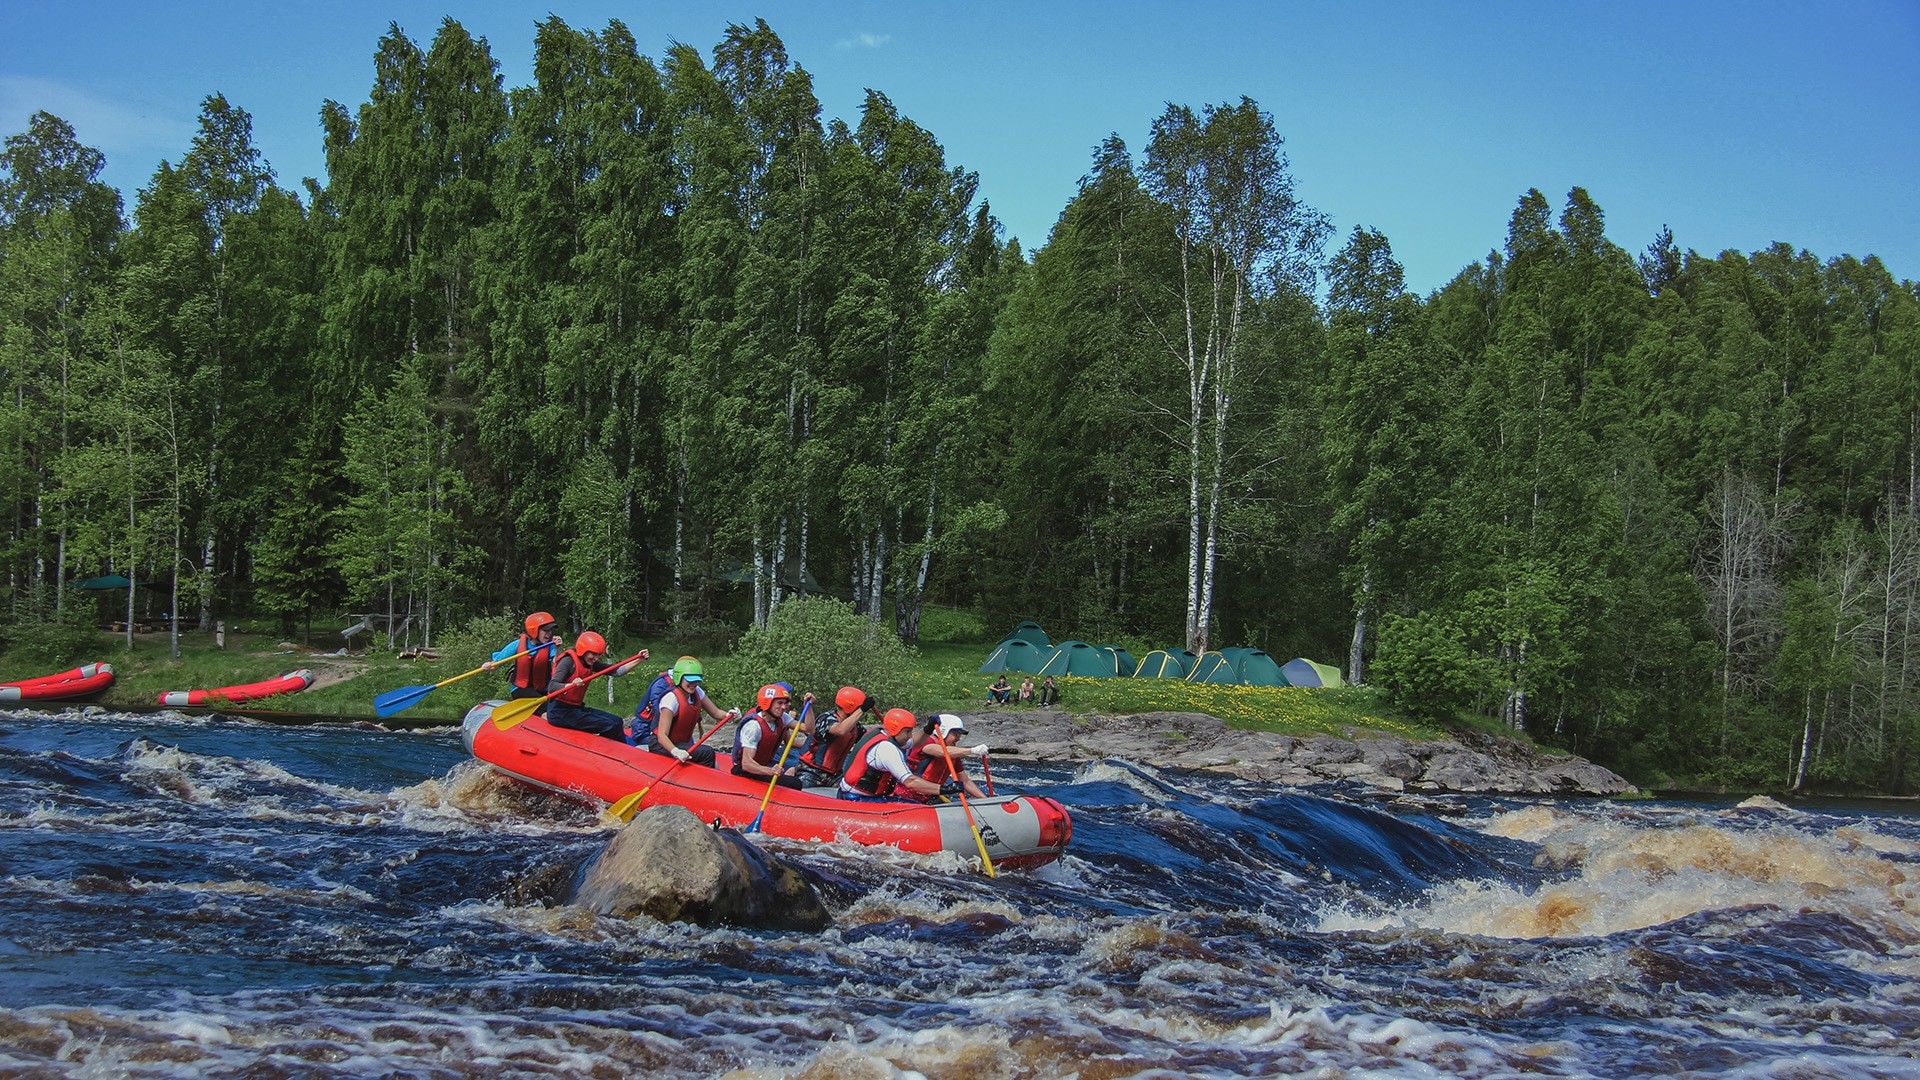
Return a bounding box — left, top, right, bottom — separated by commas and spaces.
1, 706, 1916, 1077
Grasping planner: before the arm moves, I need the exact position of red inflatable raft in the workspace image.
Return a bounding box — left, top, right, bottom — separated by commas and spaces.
463, 702, 1072, 870
157, 668, 315, 707
0, 662, 115, 703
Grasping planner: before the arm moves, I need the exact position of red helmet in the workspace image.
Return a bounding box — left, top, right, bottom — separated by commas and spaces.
882, 708, 917, 737
835, 686, 869, 714
575, 631, 607, 655
525, 611, 556, 635
757, 684, 791, 709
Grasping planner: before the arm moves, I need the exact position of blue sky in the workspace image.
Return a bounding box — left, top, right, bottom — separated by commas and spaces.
3, 1, 1916, 294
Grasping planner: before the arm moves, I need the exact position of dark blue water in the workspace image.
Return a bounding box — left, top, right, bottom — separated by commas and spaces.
2, 706, 1916, 1077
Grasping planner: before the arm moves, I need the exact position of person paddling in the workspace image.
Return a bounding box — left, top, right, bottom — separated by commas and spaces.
482, 611, 562, 699
543, 631, 645, 740
838, 709, 944, 803
904, 713, 989, 801
732, 684, 809, 790
645, 656, 737, 768
794, 685, 873, 787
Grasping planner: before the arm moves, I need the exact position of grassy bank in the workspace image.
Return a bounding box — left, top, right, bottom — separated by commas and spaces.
2, 632, 1441, 741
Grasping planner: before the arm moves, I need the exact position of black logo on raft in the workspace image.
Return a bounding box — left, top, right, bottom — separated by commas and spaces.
979, 825, 1002, 848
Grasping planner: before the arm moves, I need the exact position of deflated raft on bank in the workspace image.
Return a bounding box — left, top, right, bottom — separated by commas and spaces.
157, 668, 315, 707
0, 662, 115, 703
463, 701, 1072, 869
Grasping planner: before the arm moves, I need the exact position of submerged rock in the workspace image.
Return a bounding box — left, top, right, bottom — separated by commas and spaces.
573, 805, 830, 931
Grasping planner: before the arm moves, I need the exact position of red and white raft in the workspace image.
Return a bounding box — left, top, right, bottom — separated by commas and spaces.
463, 702, 1072, 870
157, 669, 315, 707
0, 662, 115, 703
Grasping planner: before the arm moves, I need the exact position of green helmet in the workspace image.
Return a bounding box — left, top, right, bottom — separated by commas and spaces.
672, 656, 704, 684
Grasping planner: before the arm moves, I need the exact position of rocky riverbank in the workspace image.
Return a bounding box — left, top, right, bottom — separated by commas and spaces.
961, 709, 1638, 797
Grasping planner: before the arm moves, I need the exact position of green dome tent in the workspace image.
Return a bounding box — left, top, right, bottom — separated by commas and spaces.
1036, 640, 1118, 678
1186, 651, 1243, 684
999, 621, 1051, 649
1281, 658, 1345, 687
1221, 647, 1288, 687
979, 638, 1049, 674
1095, 644, 1138, 677
1133, 649, 1196, 678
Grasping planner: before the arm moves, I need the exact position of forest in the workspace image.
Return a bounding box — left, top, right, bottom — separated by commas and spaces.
2, 17, 1917, 793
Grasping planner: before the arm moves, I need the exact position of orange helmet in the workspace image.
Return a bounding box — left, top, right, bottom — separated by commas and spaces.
882, 708, 917, 737
757, 684, 791, 709
525, 611, 556, 635
575, 630, 607, 655
835, 686, 869, 714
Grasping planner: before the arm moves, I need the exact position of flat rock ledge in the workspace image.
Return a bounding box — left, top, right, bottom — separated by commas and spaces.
959, 709, 1637, 797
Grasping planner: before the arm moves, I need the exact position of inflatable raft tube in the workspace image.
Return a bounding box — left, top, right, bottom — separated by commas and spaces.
0, 662, 115, 703
157, 668, 315, 707
463, 701, 1071, 869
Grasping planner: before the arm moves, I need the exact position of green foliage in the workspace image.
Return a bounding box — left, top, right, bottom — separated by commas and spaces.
0, 587, 106, 669
730, 597, 917, 708
1372, 612, 1498, 722
916, 606, 988, 644
431, 614, 519, 683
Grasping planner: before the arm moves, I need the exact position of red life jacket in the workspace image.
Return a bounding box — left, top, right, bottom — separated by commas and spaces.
660, 684, 705, 746
511, 635, 554, 693
907, 740, 957, 785
733, 710, 789, 772
550, 648, 599, 706
840, 730, 902, 797
800, 710, 862, 773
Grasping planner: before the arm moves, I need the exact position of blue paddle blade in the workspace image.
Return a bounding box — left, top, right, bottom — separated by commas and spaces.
373, 684, 434, 717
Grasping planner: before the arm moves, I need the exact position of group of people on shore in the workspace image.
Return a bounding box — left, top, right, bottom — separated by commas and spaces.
483, 613, 990, 803
987, 673, 1057, 706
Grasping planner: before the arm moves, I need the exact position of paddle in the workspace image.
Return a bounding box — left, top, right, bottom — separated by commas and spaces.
607, 709, 743, 822
488, 649, 647, 730
948, 752, 997, 878
743, 699, 809, 833
374, 643, 543, 718
981, 752, 996, 796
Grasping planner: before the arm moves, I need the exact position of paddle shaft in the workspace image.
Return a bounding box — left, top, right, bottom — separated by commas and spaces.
743, 700, 809, 833
490, 649, 646, 730
948, 753, 997, 878
608, 709, 743, 822
375, 643, 548, 717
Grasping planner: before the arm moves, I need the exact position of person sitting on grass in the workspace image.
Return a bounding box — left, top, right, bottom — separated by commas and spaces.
987, 674, 1012, 705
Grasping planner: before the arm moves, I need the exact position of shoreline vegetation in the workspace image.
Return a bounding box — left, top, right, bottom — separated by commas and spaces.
1, 630, 1633, 797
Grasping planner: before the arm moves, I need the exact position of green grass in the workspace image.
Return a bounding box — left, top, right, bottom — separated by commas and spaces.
4, 630, 1448, 742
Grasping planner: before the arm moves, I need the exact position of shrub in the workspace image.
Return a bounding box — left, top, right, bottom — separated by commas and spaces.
731, 597, 916, 710
916, 605, 988, 644
2, 588, 107, 670
1372, 611, 1496, 721
433, 614, 518, 679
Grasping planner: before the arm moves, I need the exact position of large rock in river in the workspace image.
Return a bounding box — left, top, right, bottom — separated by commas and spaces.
572, 804, 830, 931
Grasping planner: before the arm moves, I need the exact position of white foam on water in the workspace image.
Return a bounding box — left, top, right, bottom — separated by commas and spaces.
1317, 805, 1920, 949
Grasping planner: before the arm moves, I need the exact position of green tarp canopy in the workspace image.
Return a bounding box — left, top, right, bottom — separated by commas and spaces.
74, 574, 133, 590
1186, 651, 1243, 684
1036, 640, 1118, 678
1133, 649, 1196, 678
1281, 658, 1345, 687
1221, 647, 1288, 687
979, 638, 1049, 674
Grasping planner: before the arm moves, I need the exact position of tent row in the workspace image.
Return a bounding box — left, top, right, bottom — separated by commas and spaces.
978, 623, 1343, 687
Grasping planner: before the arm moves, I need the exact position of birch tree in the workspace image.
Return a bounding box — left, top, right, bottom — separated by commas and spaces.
1141, 98, 1327, 653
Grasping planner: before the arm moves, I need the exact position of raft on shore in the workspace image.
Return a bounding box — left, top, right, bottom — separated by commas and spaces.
0, 662, 115, 703
157, 669, 315, 707
463, 701, 1072, 869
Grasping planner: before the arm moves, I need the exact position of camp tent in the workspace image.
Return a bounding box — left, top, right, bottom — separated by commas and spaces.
1036, 640, 1118, 678
998, 621, 1051, 649
74, 574, 133, 590
1186, 651, 1243, 684
1133, 649, 1196, 678
1281, 658, 1345, 688
1221, 647, 1288, 687
1094, 644, 1138, 677
978, 638, 1049, 674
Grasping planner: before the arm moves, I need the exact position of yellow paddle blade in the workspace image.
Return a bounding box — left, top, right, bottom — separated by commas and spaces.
489, 695, 547, 729
607, 788, 649, 822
